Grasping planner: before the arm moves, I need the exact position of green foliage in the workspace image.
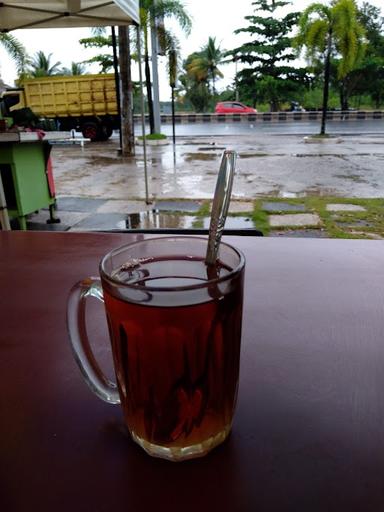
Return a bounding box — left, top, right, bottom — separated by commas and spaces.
227, 0, 306, 111
61, 62, 87, 76
349, 2, 384, 107
178, 37, 227, 112
79, 34, 114, 73
295, 0, 366, 132
301, 86, 339, 110
138, 133, 167, 140
0, 33, 27, 74
25, 51, 62, 77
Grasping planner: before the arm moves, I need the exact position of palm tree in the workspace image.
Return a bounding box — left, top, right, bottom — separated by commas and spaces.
187, 37, 225, 96
203, 37, 225, 96
0, 33, 27, 76
139, 0, 192, 133
295, 0, 365, 135
27, 51, 62, 77
61, 62, 87, 76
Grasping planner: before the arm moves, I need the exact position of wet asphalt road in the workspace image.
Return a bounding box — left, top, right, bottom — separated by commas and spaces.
52, 126, 384, 201
146, 119, 384, 137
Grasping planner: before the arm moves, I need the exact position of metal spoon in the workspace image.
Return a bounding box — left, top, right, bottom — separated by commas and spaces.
205, 150, 237, 266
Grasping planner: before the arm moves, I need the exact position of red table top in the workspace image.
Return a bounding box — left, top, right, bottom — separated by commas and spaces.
1, 231, 384, 511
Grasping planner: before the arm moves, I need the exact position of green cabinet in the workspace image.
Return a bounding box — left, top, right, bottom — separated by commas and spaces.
0, 138, 55, 229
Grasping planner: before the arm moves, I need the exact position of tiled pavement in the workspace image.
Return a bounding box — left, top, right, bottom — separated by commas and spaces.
23, 196, 381, 239
25, 196, 257, 233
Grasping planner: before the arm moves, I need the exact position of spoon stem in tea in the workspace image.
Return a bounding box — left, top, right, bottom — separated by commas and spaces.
205, 150, 237, 266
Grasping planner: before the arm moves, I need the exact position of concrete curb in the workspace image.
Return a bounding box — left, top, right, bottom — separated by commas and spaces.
134, 111, 384, 124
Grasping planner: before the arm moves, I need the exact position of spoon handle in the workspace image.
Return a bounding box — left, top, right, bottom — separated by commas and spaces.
205, 150, 237, 265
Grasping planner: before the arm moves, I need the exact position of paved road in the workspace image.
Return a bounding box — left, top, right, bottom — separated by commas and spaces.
53, 132, 384, 201
152, 119, 384, 137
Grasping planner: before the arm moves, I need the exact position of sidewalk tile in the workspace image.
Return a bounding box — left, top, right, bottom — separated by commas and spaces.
269, 213, 321, 227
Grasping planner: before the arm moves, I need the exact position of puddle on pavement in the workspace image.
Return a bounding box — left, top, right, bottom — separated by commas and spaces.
279, 187, 338, 198
115, 211, 254, 230
183, 152, 219, 161
116, 211, 197, 230
197, 147, 226, 151
202, 216, 254, 229
239, 152, 269, 158
334, 174, 367, 183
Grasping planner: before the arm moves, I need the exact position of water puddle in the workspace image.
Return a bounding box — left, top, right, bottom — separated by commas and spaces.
116, 211, 197, 230
115, 211, 255, 230
183, 152, 219, 161
202, 216, 254, 229
239, 152, 269, 158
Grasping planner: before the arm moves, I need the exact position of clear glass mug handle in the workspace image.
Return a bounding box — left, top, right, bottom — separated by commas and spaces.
66, 277, 120, 404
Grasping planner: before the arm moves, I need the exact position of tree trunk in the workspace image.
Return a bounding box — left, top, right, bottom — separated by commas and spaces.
111, 26, 122, 150
144, 52, 154, 134
339, 80, 349, 111
118, 26, 135, 156
321, 33, 332, 135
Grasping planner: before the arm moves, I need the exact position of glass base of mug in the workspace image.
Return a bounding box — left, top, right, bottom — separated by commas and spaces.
130, 424, 232, 462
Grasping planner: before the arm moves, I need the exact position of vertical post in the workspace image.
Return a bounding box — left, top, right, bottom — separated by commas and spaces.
137, 25, 150, 204
111, 26, 122, 152
0, 176, 11, 230
118, 25, 135, 156
171, 86, 176, 146
320, 33, 332, 136
150, 10, 161, 134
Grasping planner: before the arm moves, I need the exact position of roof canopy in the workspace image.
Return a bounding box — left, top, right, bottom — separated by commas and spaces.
0, 1, 140, 31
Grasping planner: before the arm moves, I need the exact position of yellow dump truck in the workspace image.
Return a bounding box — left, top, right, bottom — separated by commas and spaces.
1, 74, 119, 141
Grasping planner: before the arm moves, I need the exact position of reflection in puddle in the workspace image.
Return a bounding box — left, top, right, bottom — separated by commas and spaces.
116, 211, 197, 230
183, 152, 219, 161
115, 211, 254, 231
203, 216, 254, 229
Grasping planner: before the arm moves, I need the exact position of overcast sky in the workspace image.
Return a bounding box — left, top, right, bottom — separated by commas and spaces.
0, 0, 382, 100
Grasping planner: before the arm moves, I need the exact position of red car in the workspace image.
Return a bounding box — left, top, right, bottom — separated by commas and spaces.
215, 101, 257, 114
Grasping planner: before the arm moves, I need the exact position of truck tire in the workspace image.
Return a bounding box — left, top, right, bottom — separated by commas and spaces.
81, 121, 99, 141
97, 123, 113, 141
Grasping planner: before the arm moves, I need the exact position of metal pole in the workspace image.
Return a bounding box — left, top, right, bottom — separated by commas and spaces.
136, 25, 150, 204
171, 85, 176, 145
150, 14, 161, 134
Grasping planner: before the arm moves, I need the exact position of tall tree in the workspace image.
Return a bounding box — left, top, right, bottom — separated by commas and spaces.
295, 0, 365, 134
347, 2, 384, 108
139, 0, 191, 133
179, 51, 211, 112
26, 51, 62, 77
187, 37, 225, 96
227, 0, 303, 111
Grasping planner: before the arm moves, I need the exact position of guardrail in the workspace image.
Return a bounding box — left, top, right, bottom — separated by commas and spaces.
134, 111, 384, 124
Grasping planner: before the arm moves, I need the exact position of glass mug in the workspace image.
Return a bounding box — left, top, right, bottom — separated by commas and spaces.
67, 236, 245, 461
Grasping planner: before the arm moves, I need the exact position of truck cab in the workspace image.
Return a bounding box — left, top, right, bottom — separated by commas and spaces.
0, 89, 25, 116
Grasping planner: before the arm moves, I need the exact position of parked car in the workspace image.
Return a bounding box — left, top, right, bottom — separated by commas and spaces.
215, 101, 257, 114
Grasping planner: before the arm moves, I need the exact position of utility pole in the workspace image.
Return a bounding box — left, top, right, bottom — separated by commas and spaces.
118, 25, 135, 156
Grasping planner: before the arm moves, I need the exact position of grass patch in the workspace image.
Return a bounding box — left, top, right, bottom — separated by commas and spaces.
138, 133, 167, 140
252, 196, 384, 238
252, 201, 270, 235
195, 201, 211, 217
